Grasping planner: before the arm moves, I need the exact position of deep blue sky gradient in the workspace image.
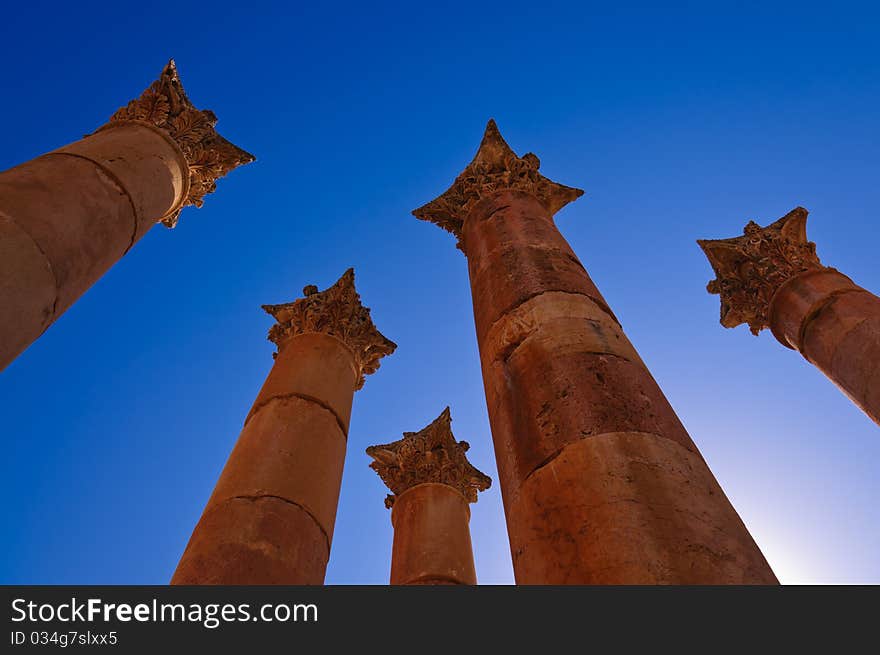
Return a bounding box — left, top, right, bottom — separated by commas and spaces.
1, 1, 878, 584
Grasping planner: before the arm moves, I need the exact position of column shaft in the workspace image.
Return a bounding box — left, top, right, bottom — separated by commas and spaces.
172, 269, 395, 584
367, 407, 490, 585
390, 484, 477, 585
0, 124, 187, 369
465, 191, 776, 584
0, 61, 253, 371
700, 207, 880, 427
770, 269, 880, 424
171, 333, 355, 584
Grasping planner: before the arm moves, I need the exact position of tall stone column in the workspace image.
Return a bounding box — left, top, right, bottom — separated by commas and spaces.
699, 207, 880, 426
0, 60, 253, 371
413, 120, 777, 584
172, 269, 396, 584
366, 408, 491, 585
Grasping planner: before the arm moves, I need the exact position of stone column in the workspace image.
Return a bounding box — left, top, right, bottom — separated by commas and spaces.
413, 120, 777, 584
699, 207, 880, 426
171, 269, 396, 584
0, 60, 254, 371
366, 408, 491, 585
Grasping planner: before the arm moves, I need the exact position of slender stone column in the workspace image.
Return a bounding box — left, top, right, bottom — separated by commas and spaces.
413, 120, 777, 584
0, 60, 254, 371
699, 207, 880, 426
172, 269, 396, 584
366, 408, 491, 585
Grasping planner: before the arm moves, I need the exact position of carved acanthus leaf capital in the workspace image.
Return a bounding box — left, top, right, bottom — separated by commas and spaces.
698, 207, 825, 335
412, 119, 583, 249
262, 268, 396, 390
366, 407, 491, 508
103, 60, 255, 227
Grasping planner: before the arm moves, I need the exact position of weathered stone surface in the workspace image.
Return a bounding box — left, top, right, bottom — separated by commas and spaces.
263, 269, 397, 390
368, 410, 488, 585
415, 120, 775, 583
0, 154, 139, 318
507, 432, 778, 584
389, 484, 478, 585
210, 395, 347, 541
699, 207, 824, 335
173, 271, 394, 584
103, 59, 254, 227
829, 316, 880, 420
484, 346, 696, 505
482, 291, 642, 367
800, 290, 880, 366
56, 123, 187, 239
0, 211, 56, 367
412, 119, 582, 250
0, 61, 253, 372
171, 496, 329, 585
247, 332, 358, 432
703, 210, 880, 426
768, 269, 858, 350
367, 407, 490, 507
465, 191, 614, 341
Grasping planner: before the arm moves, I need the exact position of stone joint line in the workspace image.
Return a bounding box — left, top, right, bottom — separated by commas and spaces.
244, 391, 349, 439
488, 288, 621, 359
501, 330, 633, 366
523, 430, 701, 484
796, 287, 871, 356
228, 494, 331, 555
42, 151, 142, 254
0, 207, 60, 324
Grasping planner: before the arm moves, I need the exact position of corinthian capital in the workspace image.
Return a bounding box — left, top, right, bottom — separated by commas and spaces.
366, 407, 491, 508
412, 119, 583, 248
698, 207, 826, 335
103, 60, 255, 227
262, 268, 396, 390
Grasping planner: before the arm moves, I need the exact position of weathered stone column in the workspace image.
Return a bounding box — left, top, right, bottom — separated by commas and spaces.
413, 120, 777, 584
367, 408, 491, 585
699, 207, 880, 426
172, 269, 395, 584
0, 60, 253, 371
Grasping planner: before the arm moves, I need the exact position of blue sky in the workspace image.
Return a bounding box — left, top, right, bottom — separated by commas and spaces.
1, 1, 878, 584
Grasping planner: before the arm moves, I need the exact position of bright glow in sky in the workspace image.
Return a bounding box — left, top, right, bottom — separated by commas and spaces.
1, 1, 878, 584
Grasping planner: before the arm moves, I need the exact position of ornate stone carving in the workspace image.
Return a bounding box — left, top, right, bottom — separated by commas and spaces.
366, 407, 491, 508
698, 207, 826, 334
103, 60, 255, 227
262, 268, 396, 390
412, 119, 583, 249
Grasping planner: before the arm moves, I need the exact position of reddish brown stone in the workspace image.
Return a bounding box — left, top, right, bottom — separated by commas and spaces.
390, 484, 478, 585
246, 332, 358, 431
465, 191, 578, 262
367, 408, 490, 585
484, 348, 696, 505
508, 432, 778, 584
170, 496, 329, 585
465, 191, 614, 341
171, 338, 350, 585
0, 151, 143, 367
702, 210, 880, 426
415, 120, 776, 584
0, 212, 56, 366
209, 395, 347, 541
797, 287, 880, 364
778, 276, 880, 423
0, 61, 252, 372
768, 269, 858, 349
829, 316, 880, 419
172, 271, 395, 585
